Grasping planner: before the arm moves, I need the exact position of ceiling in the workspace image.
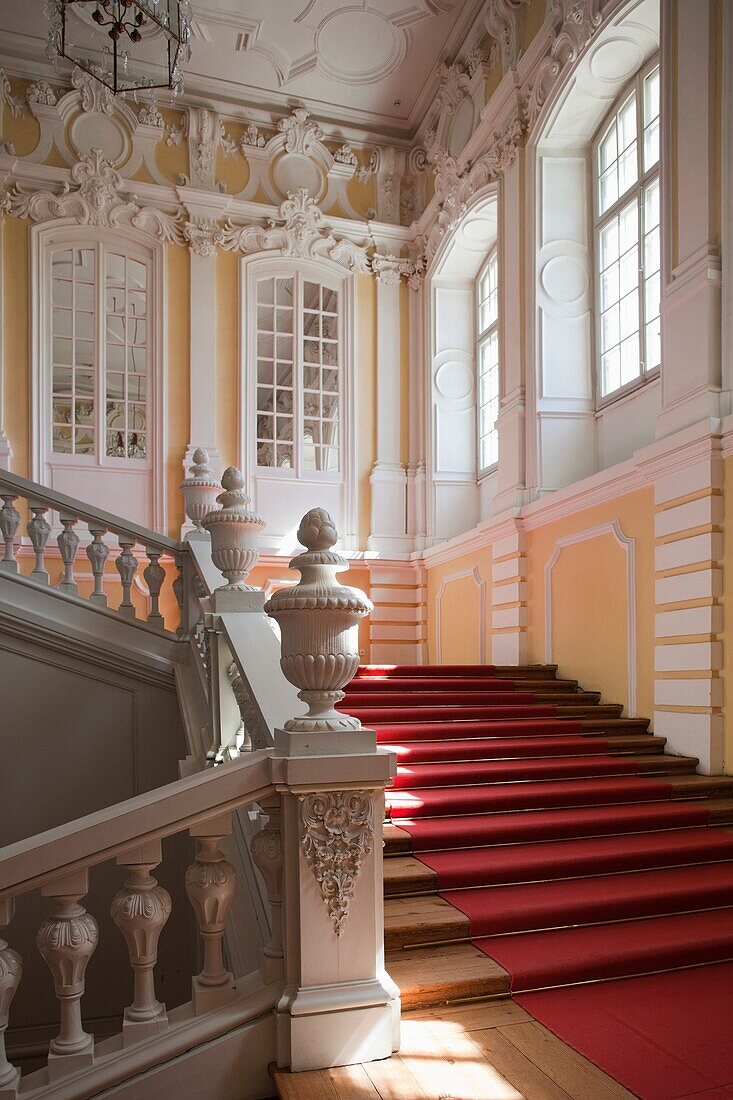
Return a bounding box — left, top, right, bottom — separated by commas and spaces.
0, 0, 487, 140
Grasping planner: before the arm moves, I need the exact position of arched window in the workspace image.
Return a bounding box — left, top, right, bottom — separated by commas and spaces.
595, 59, 660, 400
477, 248, 499, 471
34, 227, 162, 526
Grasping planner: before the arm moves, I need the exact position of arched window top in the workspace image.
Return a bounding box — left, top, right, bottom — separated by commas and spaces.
594, 57, 660, 399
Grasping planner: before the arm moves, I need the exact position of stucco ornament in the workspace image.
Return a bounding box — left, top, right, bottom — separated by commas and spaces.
524, 0, 602, 126
0, 148, 185, 243
278, 106, 324, 156
264, 508, 373, 732
202, 467, 265, 590
300, 790, 374, 935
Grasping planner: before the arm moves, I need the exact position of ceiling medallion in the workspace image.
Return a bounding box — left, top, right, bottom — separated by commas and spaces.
45, 0, 192, 96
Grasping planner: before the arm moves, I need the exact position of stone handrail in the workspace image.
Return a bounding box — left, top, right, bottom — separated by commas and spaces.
0, 468, 182, 633
0, 750, 280, 1094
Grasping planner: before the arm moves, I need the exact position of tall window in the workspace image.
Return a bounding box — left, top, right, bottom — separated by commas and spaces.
255, 273, 341, 473
477, 249, 499, 471
595, 60, 660, 400
49, 243, 150, 462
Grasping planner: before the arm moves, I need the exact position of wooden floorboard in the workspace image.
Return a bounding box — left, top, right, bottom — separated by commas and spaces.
386, 941, 510, 1007
272, 996, 638, 1100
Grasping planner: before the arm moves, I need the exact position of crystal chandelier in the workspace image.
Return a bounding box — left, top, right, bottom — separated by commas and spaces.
45, 0, 192, 96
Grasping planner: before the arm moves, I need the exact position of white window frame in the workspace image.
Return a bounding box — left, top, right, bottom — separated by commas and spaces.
593, 55, 661, 408
240, 255, 357, 544
476, 247, 500, 477
31, 223, 166, 529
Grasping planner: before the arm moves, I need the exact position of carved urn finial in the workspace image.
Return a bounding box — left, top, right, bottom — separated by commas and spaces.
264, 508, 372, 732
202, 467, 265, 590
181, 448, 220, 534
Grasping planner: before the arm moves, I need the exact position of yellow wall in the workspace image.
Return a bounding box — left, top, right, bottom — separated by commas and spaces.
527, 490, 655, 718
722, 458, 733, 769
427, 547, 493, 665
426, 490, 656, 717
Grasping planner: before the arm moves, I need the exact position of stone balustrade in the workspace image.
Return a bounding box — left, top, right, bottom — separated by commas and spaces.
0, 753, 282, 1094
0, 470, 183, 634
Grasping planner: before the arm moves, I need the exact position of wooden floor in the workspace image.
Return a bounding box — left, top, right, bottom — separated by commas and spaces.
272, 996, 635, 1100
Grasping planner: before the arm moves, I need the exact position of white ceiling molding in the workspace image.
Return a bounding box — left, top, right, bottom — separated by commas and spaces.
485, 0, 533, 73
523, 0, 603, 127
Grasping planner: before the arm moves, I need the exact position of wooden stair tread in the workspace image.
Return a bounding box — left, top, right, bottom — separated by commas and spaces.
384, 894, 469, 948
385, 941, 510, 1008
384, 856, 438, 895
670, 775, 733, 797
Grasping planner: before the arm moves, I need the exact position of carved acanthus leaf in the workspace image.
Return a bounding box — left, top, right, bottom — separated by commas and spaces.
0, 69, 23, 118
523, 0, 602, 126
465, 44, 490, 77
241, 122, 266, 149
278, 107, 324, 156
435, 60, 472, 113
300, 790, 374, 936
333, 143, 358, 167
72, 64, 114, 115
0, 148, 185, 244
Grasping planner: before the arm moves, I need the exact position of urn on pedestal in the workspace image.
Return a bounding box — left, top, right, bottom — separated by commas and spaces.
264, 507, 372, 731
202, 468, 265, 591
180, 449, 220, 535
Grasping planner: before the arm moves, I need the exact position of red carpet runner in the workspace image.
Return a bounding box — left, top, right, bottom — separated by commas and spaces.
344, 664, 733, 1100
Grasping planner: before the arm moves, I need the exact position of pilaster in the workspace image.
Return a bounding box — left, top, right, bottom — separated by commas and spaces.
366, 560, 427, 665
183, 249, 221, 496
491, 521, 528, 665
647, 426, 724, 773
368, 274, 409, 553
656, 0, 726, 438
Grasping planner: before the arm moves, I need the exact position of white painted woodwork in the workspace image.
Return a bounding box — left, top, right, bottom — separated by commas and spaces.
185, 252, 221, 487
368, 275, 409, 553
0, 221, 12, 471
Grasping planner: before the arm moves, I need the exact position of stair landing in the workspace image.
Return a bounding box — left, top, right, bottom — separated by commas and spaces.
272, 996, 634, 1099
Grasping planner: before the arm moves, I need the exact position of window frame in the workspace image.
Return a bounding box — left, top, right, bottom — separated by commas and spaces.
593, 55, 661, 410
476, 246, 500, 478
31, 223, 165, 527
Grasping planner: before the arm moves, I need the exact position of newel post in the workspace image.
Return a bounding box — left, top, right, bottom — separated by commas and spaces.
264, 508, 399, 1072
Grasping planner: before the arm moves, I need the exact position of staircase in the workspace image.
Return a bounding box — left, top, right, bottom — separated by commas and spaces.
341, 663, 733, 1007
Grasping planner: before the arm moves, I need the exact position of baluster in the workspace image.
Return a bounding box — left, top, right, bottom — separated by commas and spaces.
250, 796, 283, 983
0, 495, 20, 575
85, 524, 109, 607
56, 514, 80, 595
0, 900, 21, 1096
143, 547, 165, 625
185, 815, 236, 1013
37, 872, 97, 1080
115, 535, 138, 620
111, 841, 171, 1045
172, 553, 184, 636
27, 502, 51, 584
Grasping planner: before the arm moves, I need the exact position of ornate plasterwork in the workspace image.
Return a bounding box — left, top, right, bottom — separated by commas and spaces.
524, 0, 602, 126
278, 107, 324, 157
334, 143, 358, 168
485, 0, 533, 73
138, 102, 165, 128
240, 122, 266, 149
300, 790, 374, 936
218, 189, 372, 272
27, 80, 58, 108
72, 64, 114, 116
0, 148, 185, 243
0, 69, 23, 118
465, 44, 490, 78
434, 60, 473, 115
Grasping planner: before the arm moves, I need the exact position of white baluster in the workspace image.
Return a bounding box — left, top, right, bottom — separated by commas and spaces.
143, 548, 165, 625
0, 495, 20, 575
185, 815, 236, 1013
56, 514, 80, 596
111, 841, 171, 1045
172, 553, 184, 635
37, 872, 97, 1080
27, 502, 51, 584
115, 536, 138, 620
250, 796, 283, 983
0, 900, 21, 1097
85, 524, 109, 607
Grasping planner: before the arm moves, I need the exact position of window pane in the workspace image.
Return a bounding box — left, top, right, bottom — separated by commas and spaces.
643, 66, 660, 170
